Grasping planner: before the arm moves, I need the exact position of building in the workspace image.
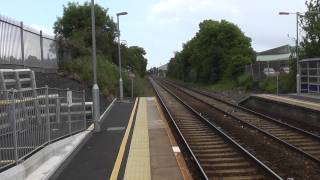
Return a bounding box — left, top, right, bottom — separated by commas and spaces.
158, 63, 168, 77
247, 45, 293, 79
300, 58, 320, 95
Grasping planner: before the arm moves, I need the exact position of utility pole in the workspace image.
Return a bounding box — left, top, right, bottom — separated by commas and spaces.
91, 0, 100, 132
116, 12, 128, 101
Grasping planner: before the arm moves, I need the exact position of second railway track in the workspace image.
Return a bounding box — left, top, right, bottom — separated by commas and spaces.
162, 79, 320, 164
152, 77, 320, 179
150, 78, 281, 179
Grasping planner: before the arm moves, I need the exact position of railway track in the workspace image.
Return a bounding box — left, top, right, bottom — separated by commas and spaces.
161, 79, 320, 165
150, 78, 281, 179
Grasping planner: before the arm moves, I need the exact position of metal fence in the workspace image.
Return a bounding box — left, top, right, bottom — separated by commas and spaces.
0, 14, 58, 72
0, 87, 86, 171
245, 60, 289, 80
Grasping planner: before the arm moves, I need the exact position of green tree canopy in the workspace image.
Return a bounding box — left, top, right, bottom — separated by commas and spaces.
167, 20, 255, 83
54, 2, 147, 77
54, 2, 117, 59
301, 0, 320, 58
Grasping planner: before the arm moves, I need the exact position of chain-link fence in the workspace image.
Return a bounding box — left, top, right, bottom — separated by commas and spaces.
0, 14, 58, 72
0, 87, 86, 171
245, 60, 290, 80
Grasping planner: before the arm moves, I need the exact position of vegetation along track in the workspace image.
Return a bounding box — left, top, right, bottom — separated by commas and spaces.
162, 79, 320, 164
150, 78, 281, 180
155, 77, 320, 179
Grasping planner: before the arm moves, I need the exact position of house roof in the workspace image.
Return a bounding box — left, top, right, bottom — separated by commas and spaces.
159, 64, 168, 71
257, 45, 292, 62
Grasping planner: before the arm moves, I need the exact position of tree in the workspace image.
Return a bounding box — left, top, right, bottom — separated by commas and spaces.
54, 2, 117, 59
122, 46, 147, 77
167, 19, 255, 84
301, 0, 320, 58
54, 2, 148, 77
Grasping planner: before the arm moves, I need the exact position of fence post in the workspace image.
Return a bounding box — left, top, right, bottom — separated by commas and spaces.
250, 64, 254, 79
45, 86, 51, 143
40, 30, 44, 71
82, 90, 86, 130
20, 21, 25, 67
67, 89, 72, 135
276, 74, 279, 95
9, 89, 18, 164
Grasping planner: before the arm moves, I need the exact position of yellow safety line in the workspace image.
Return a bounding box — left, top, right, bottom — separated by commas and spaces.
123, 97, 150, 180
109, 98, 139, 180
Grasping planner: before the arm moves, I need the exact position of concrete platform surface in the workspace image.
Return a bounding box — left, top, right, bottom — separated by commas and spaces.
122, 97, 183, 180
52, 97, 184, 180
255, 94, 320, 112
56, 100, 135, 180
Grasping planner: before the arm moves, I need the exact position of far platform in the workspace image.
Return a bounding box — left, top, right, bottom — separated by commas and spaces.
253, 94, 320, 112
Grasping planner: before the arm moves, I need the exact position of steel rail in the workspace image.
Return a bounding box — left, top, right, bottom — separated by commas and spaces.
169, 79, 320, 139
162, 78, 320, 164
149, 78, 209, 180
152, 77, 283, 180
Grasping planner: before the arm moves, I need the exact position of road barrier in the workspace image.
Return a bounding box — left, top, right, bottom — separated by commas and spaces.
0, 87, 86, 171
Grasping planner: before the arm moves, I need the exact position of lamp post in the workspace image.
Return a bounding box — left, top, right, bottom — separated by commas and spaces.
279, 12, 301, 95
116, 12, 128, 101
91, 0, 100, 132
279, 11, 320, 95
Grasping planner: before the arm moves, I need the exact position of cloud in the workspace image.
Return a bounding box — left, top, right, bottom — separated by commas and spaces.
30, 24, 54, 36
147, 0, 241, 25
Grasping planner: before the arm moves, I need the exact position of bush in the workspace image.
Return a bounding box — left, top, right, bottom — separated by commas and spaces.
237, 73, 254, 90
63, 55, 118, 95
258, 77, 277, 93
278, 74, 295, 93
208, 80, 235, 92
63, 55, 146, 97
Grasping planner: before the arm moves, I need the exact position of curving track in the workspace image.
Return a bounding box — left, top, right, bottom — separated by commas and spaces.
150, 78, 281, 180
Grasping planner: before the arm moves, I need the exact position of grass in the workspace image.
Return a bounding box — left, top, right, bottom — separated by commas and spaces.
207, 80, 236, 92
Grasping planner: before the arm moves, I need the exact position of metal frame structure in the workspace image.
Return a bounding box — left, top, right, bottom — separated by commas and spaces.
300, 58, 320, 95
0, 87, 86, 171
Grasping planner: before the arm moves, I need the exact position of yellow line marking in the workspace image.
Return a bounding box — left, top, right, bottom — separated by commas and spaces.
123, 97, 150, 180
109, 98, 139, 180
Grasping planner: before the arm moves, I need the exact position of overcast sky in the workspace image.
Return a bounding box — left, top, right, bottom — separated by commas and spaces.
2, 0, 307, 68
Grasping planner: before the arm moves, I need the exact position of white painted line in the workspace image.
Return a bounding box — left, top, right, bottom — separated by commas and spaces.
99, 98, 117, 123
107, 127, 126, 131
172, 146, 181, 153
146, 97, 155, 101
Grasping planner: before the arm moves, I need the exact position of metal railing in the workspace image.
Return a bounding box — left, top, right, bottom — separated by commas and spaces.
0, 87, 86, 171
0, 14, 58, 72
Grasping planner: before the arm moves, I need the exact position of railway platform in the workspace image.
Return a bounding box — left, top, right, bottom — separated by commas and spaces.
240, 94, 320, 134
254, 94, 320, 112
56, 97, 185, 180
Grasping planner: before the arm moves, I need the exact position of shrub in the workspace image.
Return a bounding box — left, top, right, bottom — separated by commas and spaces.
258, 77, 277, 93
63, 55, 146, 97
237, 73, 254, 90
